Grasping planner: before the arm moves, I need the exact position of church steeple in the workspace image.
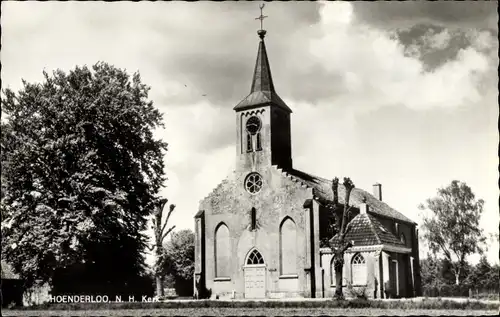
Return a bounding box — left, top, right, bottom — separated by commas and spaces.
250, 31, 275, 93
233, 7, 292, 113
234, 5, 293, 171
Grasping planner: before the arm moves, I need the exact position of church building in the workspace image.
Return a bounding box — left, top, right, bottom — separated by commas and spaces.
194, 24, 422, 299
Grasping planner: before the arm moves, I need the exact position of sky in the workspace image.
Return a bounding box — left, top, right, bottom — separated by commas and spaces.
1, 1, 498, 265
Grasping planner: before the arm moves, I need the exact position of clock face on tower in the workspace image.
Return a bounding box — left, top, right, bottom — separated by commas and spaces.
245, 116, 261, 135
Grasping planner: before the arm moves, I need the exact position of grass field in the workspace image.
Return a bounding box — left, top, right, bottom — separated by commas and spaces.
3, 308, 499, 316
4, 297, 499, 316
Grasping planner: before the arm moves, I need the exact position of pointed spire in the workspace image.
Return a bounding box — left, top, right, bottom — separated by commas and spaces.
251, 4, 274, 93
233, 5, 292, 113
251, 36, 275, 93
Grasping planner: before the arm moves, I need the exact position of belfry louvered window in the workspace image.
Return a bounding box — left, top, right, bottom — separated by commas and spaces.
256, 133, 262, 151
245, 116, 262, 152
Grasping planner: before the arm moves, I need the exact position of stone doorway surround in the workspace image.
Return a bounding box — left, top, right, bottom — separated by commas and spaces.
244, 248, 267, 299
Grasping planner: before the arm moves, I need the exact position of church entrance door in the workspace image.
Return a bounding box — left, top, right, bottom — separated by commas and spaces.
244, 249, 266, 299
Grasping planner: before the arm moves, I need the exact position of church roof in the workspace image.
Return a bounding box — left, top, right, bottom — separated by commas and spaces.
286, 169, 416, 224
234, 31, 292, 113
330, 213, 406, 248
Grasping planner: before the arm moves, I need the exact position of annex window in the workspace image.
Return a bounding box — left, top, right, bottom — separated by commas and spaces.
351, 253, 367, 285
330, 255, 347, 286
330, 257, 336, 286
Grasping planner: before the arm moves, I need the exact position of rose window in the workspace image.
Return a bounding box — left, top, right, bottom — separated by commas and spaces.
245, 172, 263, 194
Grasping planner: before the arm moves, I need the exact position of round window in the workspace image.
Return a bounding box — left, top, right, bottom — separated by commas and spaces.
245, 172, 263, 194
245, 116, 261, 135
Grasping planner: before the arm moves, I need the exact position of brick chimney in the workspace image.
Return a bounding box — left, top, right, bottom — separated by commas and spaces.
373, 183, 382, 201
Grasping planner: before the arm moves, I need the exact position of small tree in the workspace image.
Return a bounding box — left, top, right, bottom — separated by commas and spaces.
419, 180, 486, 285
467, 256, 493, 291
328, 177, 356, 299
420, 253, 441, 288
162, 229, 195, 296
146, 198, 175, 299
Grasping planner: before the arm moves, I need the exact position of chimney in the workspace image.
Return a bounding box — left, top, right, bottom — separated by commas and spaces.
360, 202, 369, 214
373, 183, 382, 201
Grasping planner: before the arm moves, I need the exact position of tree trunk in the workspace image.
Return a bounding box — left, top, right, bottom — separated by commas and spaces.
453, 265, 461, 286
333, 251, 346, 299
335, 264, 343, 298
156, 275, 164, 298
155, 238, 164, 298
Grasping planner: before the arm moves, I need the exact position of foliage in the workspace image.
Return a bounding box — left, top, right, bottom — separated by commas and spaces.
162, 229, 195, 296
419, 180, 486, 285
421, 254, 499, 298
464, 256, 499, 291
1, 62, 168, 293
345, 280, 368, 300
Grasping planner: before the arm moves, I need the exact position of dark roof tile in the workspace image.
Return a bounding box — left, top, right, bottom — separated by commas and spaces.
233, 37, 292, 113
286, 169, 416, 224
329, 213, 406, 249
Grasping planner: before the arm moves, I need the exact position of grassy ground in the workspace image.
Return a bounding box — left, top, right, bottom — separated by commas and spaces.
2, 308, 499, 316
4, 297, 499, 316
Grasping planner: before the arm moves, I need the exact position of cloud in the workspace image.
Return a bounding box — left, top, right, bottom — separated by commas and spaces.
2, 1, 498, 264
350, 1, 498, 30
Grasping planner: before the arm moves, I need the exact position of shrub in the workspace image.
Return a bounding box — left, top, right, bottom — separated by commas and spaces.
345, 281, 368, 300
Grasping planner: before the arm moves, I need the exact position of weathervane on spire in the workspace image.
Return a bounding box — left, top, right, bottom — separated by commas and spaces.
255, 3, 268, 39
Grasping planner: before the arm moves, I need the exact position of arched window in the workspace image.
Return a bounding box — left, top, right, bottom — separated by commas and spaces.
351, 253, 367, 285
251, 207, 257, 230
245, 116, 262, 153
246, 133, 252, 152
400, 233, 406, 245
331, 255, 347, 286
330, 257, 336, 286
246, 249, 265, 265
215, 223, 230, 277
256, 133, 262, 151
280, 217, 297, 275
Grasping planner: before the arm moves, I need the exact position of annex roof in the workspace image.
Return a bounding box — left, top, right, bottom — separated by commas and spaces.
329, 212, 406, 248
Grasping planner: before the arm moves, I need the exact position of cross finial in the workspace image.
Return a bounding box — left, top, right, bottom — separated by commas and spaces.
255, 3, 268, 39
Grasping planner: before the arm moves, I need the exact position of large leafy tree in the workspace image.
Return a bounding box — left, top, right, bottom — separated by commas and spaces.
419, 180, 486, 285
162, 229, 195, 297
1, 62, 168, 294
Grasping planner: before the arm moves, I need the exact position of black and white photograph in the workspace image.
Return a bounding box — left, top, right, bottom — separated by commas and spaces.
1, 1, 498, 316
